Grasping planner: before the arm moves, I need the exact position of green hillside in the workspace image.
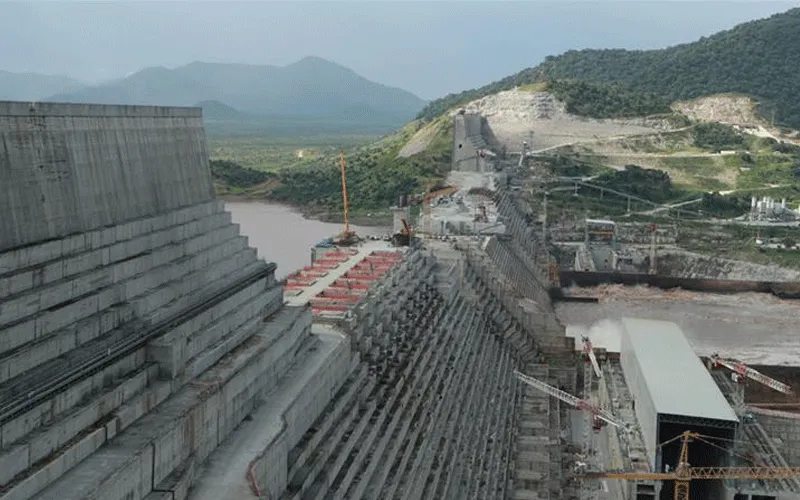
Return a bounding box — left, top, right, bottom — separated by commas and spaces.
46, 57, 427, 130
419, 8, 800, 127
212, 116, 453, 221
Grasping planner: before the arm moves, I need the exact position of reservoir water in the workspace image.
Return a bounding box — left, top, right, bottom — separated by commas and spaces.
225, 202, 389, 278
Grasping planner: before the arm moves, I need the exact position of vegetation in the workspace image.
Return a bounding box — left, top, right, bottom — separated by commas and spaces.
546, 80, 671, 119
417, 78, 672, 122
691, 123, 745, 151
211, 117, 454, 217
270, 118, 452, 214
594, 165, 676, 203
419, 8, 800, 127
209, 135, 375, 171
530, 8, 800, 128
210, 160, 273, 188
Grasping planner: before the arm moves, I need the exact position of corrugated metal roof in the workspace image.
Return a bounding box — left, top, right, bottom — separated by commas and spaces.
619, 317, 738, 423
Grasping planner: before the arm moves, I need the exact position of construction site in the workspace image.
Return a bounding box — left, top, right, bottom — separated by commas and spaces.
2, 101, 800, 500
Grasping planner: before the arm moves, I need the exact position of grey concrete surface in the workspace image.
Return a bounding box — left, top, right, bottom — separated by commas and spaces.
0, 101, 587, 500
0, 102, 213, 252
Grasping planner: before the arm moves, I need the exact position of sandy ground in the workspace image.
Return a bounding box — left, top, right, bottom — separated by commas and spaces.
556, 284, 800, 366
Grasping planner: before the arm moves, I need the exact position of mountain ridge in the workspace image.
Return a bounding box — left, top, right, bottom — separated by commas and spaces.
43, 57, 426, 127
0, 70, 85, 102
418, 7, 800, 128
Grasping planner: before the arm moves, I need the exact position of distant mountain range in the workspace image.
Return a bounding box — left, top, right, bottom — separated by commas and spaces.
0, 70, 84, 102
0, 57, 426, 132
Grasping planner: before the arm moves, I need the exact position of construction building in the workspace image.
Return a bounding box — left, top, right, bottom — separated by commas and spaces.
619, 318, 739, 500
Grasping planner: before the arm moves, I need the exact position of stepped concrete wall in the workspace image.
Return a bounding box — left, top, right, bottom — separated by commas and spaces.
0, 102, 310, 500
0, 101, 213, 252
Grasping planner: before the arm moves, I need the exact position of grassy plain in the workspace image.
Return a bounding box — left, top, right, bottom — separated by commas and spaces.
208, 134, 378, 172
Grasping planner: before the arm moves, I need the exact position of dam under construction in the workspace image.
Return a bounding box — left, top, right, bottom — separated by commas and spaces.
2, 102, 800, 500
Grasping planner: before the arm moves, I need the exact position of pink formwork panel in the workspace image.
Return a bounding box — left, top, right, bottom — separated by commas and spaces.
286, 277, 316, 286
310, 295, 361, 305
300, 269, 328, 278
317, 253, 350, 262
312, 259, 341, 269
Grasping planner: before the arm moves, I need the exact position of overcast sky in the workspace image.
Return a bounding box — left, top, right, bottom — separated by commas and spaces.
1, 1, 797, 99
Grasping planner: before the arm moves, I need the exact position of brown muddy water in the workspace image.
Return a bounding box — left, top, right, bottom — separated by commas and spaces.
225, 202, 389, 279
556, 284, 800, 366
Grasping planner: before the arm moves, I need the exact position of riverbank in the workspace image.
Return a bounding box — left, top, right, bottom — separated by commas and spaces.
218, 193, 393, 227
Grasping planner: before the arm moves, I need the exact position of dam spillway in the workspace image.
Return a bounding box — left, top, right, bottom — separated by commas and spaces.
0, 102, 575, 500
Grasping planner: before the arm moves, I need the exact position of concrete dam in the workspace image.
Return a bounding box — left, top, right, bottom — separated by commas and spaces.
0, 102, 574, 500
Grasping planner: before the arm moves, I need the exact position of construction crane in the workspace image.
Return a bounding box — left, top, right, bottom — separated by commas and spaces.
583, 430, 800, 500
709, 354, 794, 395
422, 184, 459, 237
581, 336, 602, 379
334, 152, 359, 246
513, 370, 627, 431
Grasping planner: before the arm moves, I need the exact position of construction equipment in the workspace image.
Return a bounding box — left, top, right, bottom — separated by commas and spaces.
422, 184, 459, 237
473, 203, 488, 223
333, 152, 359, 246
513, 370, 628, 431
583, 430, 800, 500
709, 354, 794, 395
391, 218, 413, 246
581, 336, 602, 379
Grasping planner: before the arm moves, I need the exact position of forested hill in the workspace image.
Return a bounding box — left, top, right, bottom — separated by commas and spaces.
418, 8, 800, 128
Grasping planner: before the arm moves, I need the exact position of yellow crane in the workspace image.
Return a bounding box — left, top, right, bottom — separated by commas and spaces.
335, 152, 358, 245
583, 430, 800, 500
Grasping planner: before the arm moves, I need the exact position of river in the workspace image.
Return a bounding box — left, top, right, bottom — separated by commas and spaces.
225, 202, 390, 278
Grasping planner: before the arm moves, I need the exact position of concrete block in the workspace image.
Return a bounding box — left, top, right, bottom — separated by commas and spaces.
0, 428, 106, 500
144, 493, 173, 500
1, 400, 52, 449
27, 367, 149, 464
0, 444, 30, 486
115, 381, 172, 432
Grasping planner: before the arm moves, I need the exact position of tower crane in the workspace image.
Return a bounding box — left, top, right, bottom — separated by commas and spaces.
513, 370, 628, 431
514, 369, 627, 500
582, 430, 800, 500
709, 354, 793, 395
581, 336, 602, 379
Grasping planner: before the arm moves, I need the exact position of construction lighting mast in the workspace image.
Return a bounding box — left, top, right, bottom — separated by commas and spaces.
583, 430, 800, 500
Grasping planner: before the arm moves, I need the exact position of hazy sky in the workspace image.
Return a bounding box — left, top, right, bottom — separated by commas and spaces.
1, 1, 798, 99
